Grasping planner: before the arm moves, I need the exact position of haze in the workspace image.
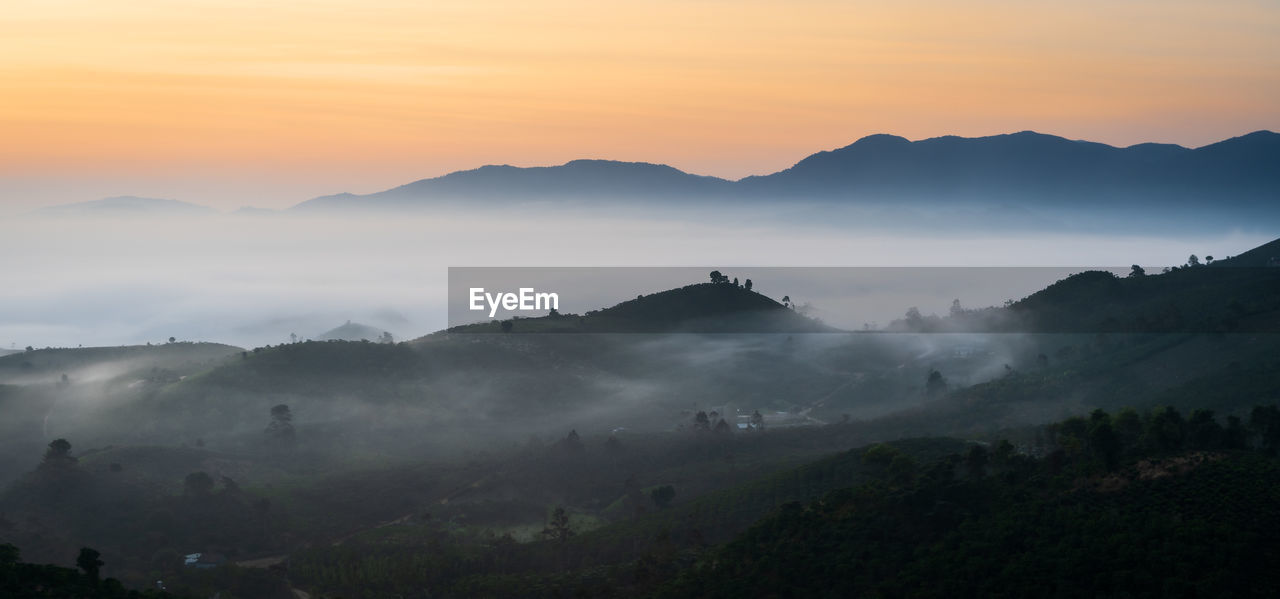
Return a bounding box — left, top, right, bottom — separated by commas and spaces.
1, 207, 1265, 348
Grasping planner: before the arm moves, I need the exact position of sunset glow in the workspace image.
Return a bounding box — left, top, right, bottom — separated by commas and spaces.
2, 0, 1277, 207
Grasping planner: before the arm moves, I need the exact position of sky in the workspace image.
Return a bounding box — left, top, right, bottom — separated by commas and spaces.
2, 0, 1278, 210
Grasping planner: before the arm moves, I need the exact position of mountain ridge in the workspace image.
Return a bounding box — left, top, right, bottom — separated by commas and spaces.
295, 130, 1279, 211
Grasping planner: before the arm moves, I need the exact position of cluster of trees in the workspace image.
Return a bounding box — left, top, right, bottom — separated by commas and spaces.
691, 410, 731, 433
1, 542, 181, 598
706, 271, 752, 292
1049, 405, 1280, 472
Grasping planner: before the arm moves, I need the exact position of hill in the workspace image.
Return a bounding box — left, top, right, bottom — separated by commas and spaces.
446, 281, 834, 334
660, 407, 1280, 598
5, 249, 1280, 597
0, 342, 244, 386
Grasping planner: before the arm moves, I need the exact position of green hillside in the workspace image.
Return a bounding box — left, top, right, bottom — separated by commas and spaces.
0, 342, 243, 385
660, 406, 1280, 599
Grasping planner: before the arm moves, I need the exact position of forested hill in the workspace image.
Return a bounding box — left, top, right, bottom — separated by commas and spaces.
444, 281, 834, 334
0, 342, 243, 385
660, 405, 1280, 598
1216, 237, 1280, 267
888, 237, 1280, 334
1005, 262, 1280, 334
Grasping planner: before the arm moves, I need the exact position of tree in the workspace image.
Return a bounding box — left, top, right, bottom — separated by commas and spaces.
709, 270, 729, 284
184, 471, 215, 496
1205, 255, 1214, 265
993, 439, 1015, 465
950, 299, 964, 318
1089, 417, 1121, 470
1187, 254, 1201, 267
76, 547, 103, 582
541, 506, 574, 544
1224, 415, 1248, 449
266, 404, 295, 444
965, 444, 989, 479
42, 438, 74, 465
693, 411, 710, 432
378, 331, 394, 344
744, 279, 753, 291
168, 336, 176, 344
650, 485, 676, 510
1128, 264, 1146, 278
1187, 409, 1222, 449
500, 320, 513, 333
1146, 406, 1186, 452
560, 429, 584, 453
713, 418, 730, 434
925, 370, 947, 396
733, 277, 739, 286
1249, 405, 1280, 455
782, 295, 791, 308
750, 409, 764, 431
1113, 408, 1144, 450
905, 307, 923, 329
862, 443, 901, 467
0, 543, 19, 566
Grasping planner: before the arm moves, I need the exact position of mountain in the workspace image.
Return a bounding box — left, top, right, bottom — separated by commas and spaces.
299, 159, 734, 211
32, 196, 217, 216
315, 321, 393, 342
293, 131, 1280, 211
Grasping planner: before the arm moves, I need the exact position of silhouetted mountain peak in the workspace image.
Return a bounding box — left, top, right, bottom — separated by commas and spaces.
849, 133, 912, 147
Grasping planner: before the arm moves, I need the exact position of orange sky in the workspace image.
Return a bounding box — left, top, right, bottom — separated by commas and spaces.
2, 0, 1278, 208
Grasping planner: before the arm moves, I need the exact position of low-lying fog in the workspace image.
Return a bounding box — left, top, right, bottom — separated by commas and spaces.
1, 203, 1266, 348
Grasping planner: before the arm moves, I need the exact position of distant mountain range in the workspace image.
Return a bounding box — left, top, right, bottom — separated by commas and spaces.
298, 130, 1279, 211
27, 131, 1279, 219
32, 195, 216, 216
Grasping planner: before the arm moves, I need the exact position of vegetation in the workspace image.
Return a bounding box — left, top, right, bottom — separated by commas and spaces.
662, 405, 1280, 598
2, 241, 1279, 597
1, 542, 183, 598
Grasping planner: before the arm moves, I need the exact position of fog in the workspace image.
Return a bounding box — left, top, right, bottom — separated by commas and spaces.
1, 203, 1265, 349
